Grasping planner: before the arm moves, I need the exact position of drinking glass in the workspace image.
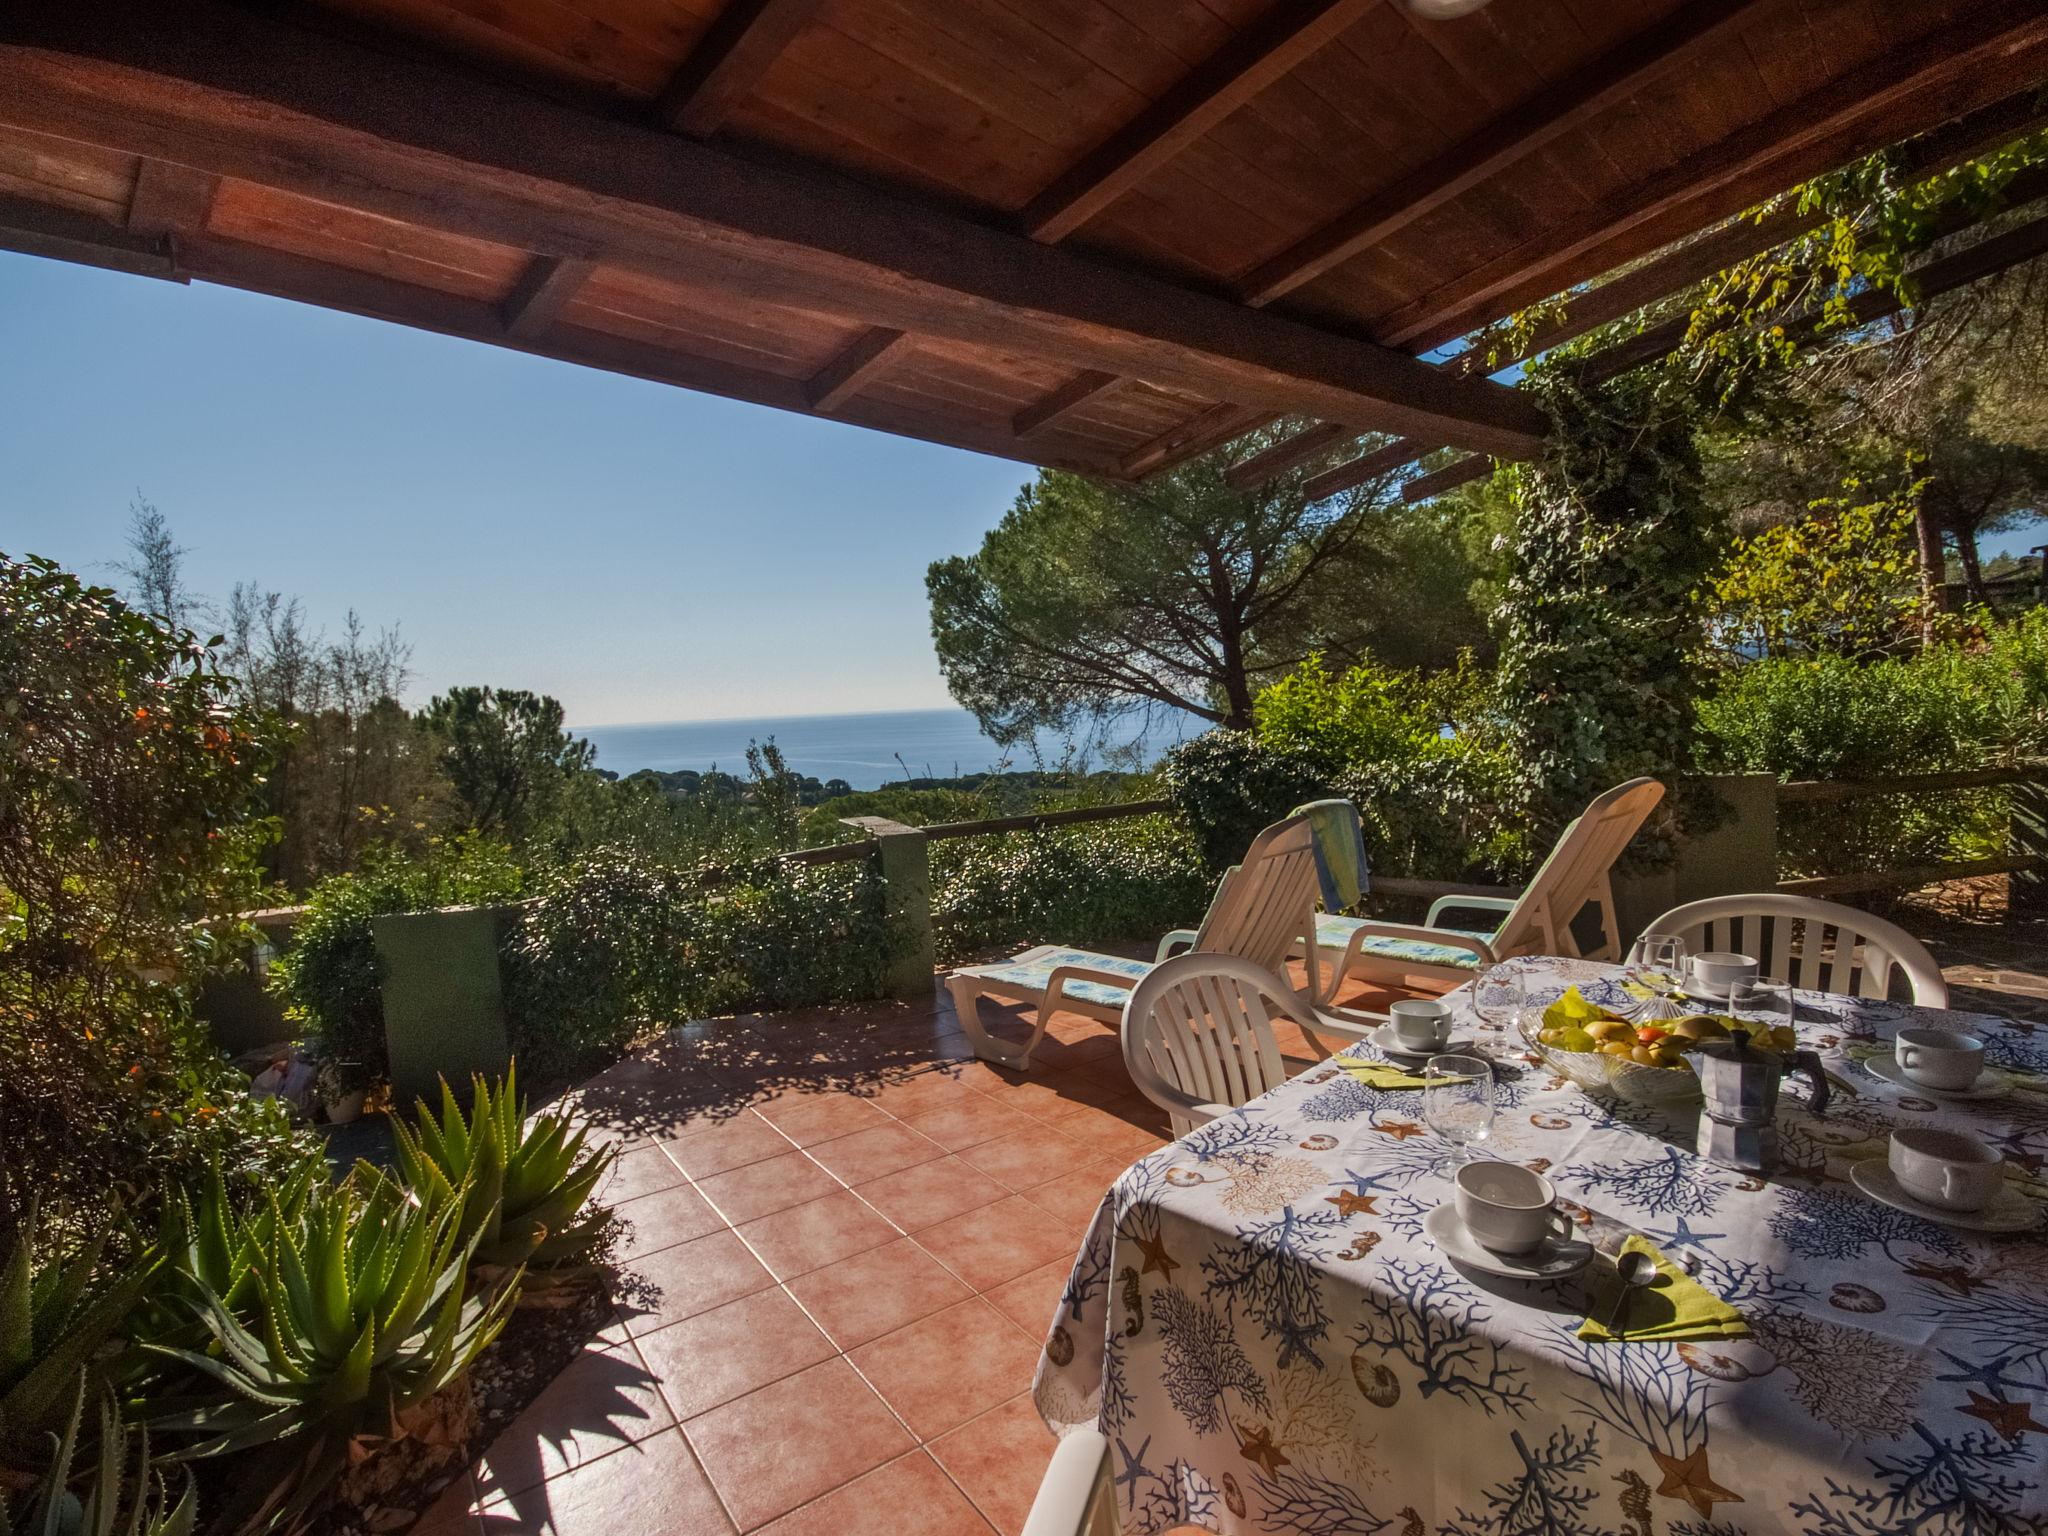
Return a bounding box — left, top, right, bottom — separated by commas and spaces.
1424, 1053, 1496, 1164
1733, 977, 1797, 1044
1632, 932, 1688, 989
1471, 964, 1525, 1028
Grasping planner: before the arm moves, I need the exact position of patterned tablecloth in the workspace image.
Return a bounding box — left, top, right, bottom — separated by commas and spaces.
1035, 956, 2048, 1536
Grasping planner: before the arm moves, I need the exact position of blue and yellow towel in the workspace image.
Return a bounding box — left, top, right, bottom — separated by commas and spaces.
1291, 798, 1370, 912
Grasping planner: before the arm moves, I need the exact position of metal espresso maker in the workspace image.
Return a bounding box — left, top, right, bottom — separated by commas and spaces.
1692, 1028, 1830, 1173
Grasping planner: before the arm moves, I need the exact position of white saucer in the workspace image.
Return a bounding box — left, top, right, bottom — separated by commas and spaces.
1863, 1054, 2009, 1100
1370, 1024, 1476, 1061
1676, 979, 1764, 1007
1847, 1159, 2043, 1233
1423, 1203, 1595, 1279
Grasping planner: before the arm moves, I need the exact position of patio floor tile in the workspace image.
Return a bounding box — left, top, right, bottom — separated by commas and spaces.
868, 1069, 997, 1121
900, 1097, 1039, 1153
914, 1196, 1076, 1292
635, 1287, 838, 1420
983, 1259, 1070, 1339
734, 1189, 900, 1280
664, 1113, 796, 1180
477, 1427, 731, 1536
615, 1184, 727, 1261
805, 1121, 949, 1185
599, 1146, 689, 1206
683, 1358, 913, 1532
753, 1451, 993, 1536
848, 1299, 1043, 1441
751, 1092, 891, 1147
1020, 1159, 1127, 1230
954, 1128, 1101, 1192
854, 1157, 1011, 1233
411, 1474, 480, 1536
615, 1228, 776, 1336
471, 1341, 674, 1501
693, 1150, 843, 1225
928, 1395, 1056, 1536
785, 1238, 972, 1349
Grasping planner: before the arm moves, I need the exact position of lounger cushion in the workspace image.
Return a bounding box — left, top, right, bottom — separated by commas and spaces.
1313, 914, 1500, 971
953, 945, 1153, 1009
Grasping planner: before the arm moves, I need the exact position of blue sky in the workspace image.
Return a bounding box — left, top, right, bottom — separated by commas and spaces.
0, 253, 1033, 727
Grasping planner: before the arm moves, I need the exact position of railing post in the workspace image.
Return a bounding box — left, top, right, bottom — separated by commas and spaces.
840, 816, 935, 1000
2010, 765, 2048, 916
371, 905, 513, 1107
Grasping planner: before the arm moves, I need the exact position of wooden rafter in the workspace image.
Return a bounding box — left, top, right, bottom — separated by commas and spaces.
805, 325, 912, 411
1238, 0, 1771, 308
0, 192, 179, 280
1300, 437, 1425, 503
1012, 370, 1121, 439
1018, 0, 1375, 244
500, 254, 594, 339
1120, 403, 1271, 480
125, 156, 215, 239
1371, 5, 2048, 352
653, 0, 823, 138
1222, 420, 1351, 489
0, 0, 1547, 459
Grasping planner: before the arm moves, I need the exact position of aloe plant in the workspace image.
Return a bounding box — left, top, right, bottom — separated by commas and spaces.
1, 1217, 164, 1468
148, 1166, 514, 1535
391, 1064, 615, 1288
1, 1376, 196, 1536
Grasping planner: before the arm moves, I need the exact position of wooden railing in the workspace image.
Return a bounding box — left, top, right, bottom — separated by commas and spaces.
1774, 761, 2047, 898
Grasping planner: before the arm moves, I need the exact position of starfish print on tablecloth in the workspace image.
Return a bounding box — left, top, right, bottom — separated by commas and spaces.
1905, 1259, 1988, 1298
1650, 1444, 1743, 1518
1957, 1390, 2048, 1441
1235, 1421, 1290, 1478
1327, 1188, 1379, 1218
1132, 1230, 1179, 1280
1936, 1350, 2041, 1399
1377, 1120, 1428, 1141
1644, 1214, 1726, 1252
1112, 1434, 1151, 1508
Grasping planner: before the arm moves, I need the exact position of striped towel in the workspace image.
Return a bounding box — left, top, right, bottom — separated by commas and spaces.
1291, 798, 1370, 912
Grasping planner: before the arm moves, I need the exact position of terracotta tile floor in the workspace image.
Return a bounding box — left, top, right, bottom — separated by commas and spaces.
430, 981, 1350, 1536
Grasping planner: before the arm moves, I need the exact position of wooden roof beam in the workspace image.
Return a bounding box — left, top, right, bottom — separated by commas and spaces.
805, 325, 912, 411
1301, 437, 1426, 502
654, 0, 823, 138
1238, 0, 1771, 308
1019, 0, 1375, 244
0, 191, 180, 280
1013, 369, 1121, 438
500, 254, 593, 339
1121, 403, 1272, 480
0, 0, 1548, 460
125, 156, 215, 239
1371, 5, 2048, 353
1222, 420, 1352, 489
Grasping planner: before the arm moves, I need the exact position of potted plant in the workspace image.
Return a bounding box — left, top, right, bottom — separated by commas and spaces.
316, 1056, 371, 1124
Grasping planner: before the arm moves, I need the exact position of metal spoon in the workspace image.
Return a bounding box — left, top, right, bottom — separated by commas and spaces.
1605, 1250, 1657, 1335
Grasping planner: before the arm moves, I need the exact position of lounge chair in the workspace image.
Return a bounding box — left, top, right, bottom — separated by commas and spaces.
946, 813, 1328, 1070
1310, 776, 1666, 997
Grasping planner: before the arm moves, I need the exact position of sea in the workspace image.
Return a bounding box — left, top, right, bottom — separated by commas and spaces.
577, 706, 1201, 790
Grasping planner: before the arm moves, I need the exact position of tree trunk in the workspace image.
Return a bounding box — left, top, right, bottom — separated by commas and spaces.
1913, 504, 1947, 649
1955, 525, 1989, 606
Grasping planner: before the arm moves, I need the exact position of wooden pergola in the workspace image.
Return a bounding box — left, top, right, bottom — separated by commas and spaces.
1, 0, 2044, 481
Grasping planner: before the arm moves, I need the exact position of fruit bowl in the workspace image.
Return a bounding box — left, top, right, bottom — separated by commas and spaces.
1520, 1016, 1704, 1107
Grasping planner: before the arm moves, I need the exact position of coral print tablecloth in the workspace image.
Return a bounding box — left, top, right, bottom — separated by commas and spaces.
1035, 956, 2048, 1536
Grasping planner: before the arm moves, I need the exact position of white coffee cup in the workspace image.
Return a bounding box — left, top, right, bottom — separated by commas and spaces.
1390, 998, 1453, 1052
1687, 951, 1758, 992
1453, 1161, 1569, 1254
1895, 1027, 1985, 1092
1889, 1126, 2004, 1212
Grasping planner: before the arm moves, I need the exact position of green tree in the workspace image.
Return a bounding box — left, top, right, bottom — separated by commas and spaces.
418, 686, 593, 839
928, 449, 1384, 737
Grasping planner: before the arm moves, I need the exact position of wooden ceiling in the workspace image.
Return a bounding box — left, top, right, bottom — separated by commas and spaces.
1, 0, 2045, 480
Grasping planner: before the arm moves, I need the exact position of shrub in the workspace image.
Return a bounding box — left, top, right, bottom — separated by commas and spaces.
5, 1380, 197, 1536
931, 816, 1211, 964
505, 846, 887, 1072
267, 836, 524, 1089
1253, 655, 1443, 769
1159, 730, 1336, 872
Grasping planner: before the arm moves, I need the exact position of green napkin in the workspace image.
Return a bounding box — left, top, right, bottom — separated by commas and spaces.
1339, 1060, 1472, 1091
1577, 1236, 1750, 1344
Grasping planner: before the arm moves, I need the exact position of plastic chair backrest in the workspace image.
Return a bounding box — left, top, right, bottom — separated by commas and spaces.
1122, 952, 1301, 1135
1643, 893, 1948, 1005
1191, 814, 1321, 981
1494, 777, 1665, 959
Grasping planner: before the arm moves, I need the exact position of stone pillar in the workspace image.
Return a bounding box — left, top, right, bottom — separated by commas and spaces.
840, 816, 935, 1000
1672, 773, 1780, 904
371, 905, 512, 1110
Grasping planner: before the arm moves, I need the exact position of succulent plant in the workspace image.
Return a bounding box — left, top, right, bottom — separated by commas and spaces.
391, 1064, 615, 1289
0, 1376, 196, 1536
1, 1216, 165, 1469
147, 1165, 514, 1535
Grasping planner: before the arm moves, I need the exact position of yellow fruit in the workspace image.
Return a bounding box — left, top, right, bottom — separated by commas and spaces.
1600, 1041, 1634, 1058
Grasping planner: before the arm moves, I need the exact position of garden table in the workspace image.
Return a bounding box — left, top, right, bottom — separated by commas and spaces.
1035, 955, 2048, 1536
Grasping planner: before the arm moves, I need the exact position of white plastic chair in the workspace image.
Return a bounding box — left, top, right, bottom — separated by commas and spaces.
1642, 893, 1949, 1006
1122, 951, 1356, 1137
1312, 776, 1666, 995
1022, 1431, 1120, 1536
947, 813, 1324, 1069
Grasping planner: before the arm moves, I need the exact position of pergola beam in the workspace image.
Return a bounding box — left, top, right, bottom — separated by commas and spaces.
654, 0, 824, 138
0, 192, 180, 280
1012, 369, 1121, 439
1018, 0, 1375, 244
1120, 403, 1271, 480
0, 0, 1547, 461
500, 254, 594, 339
805, 325, 913, 411
1238, 0, 1771, 308
125, 156, 216, 240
